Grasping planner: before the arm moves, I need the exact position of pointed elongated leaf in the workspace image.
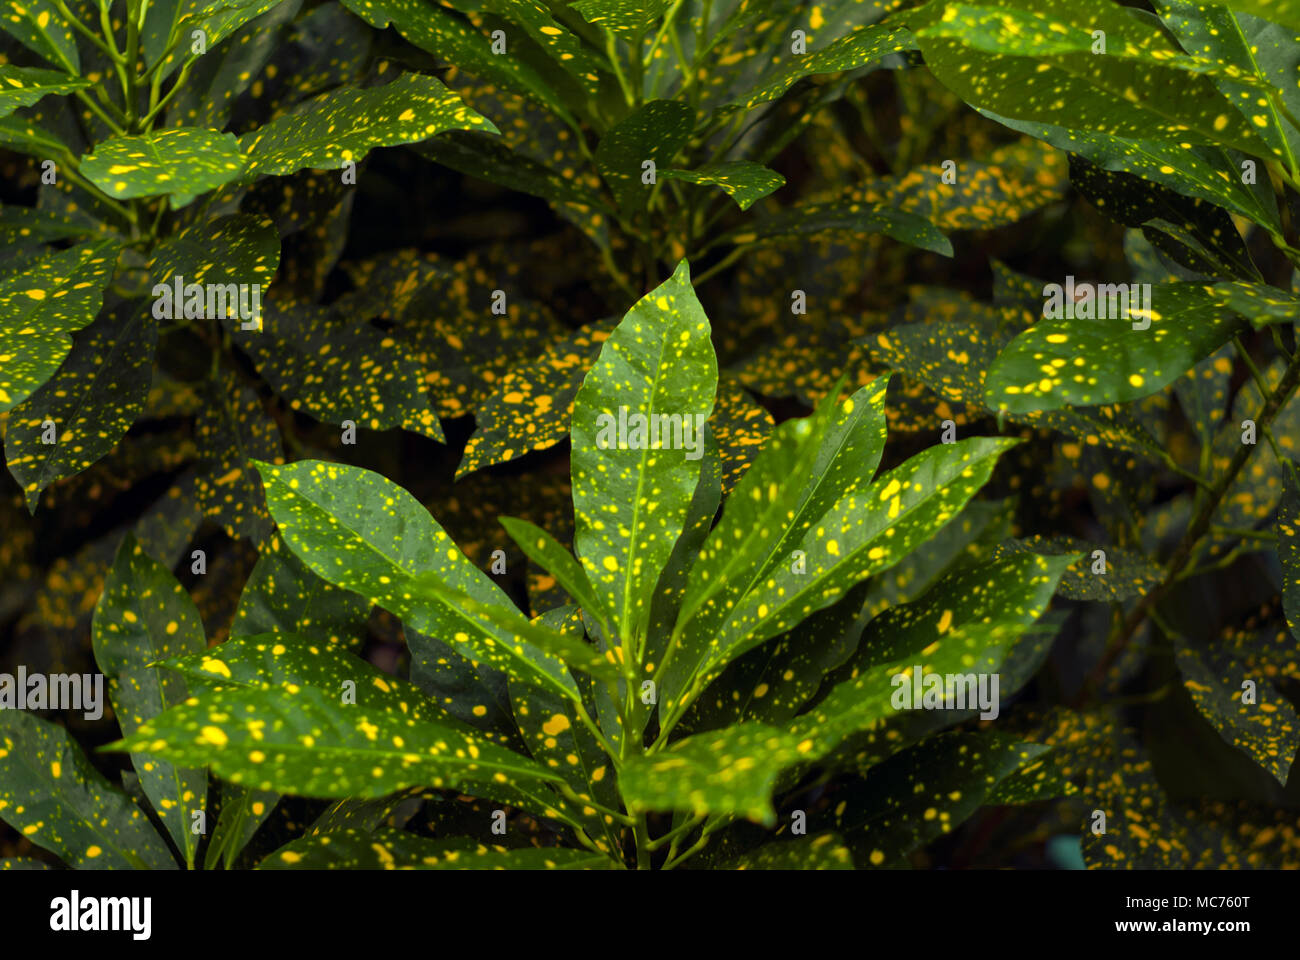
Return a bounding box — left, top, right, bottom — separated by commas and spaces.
0, 0, 79, 72
0, 711, 175, 869
233, 539, 370, 648
256, 459, 581, 701
238, 72, 498, 178
0, 239, 119, 413
732, 22, 914, 107
81, 128, 246, 200
595, 100, 694, 210
570, 259, 718, 650
0, 65, 90, 118
91, 535, 207, 866
660, 161, 785, 211
260, 828, 613, 868
5, 303, 156, 510
985, 284, 1243, 413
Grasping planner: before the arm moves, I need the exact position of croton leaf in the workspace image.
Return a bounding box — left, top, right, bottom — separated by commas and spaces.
570, 259, 718, 651
256, 459, 582, 702
732, 22, 915, 107
0, 0, 79, 72
80, 128, 246, 201
260, 827, 615, 868
0, 711, 176, 869
0, 65, 90, 118
912, 0, 1273, 158
985, 283, 1244, 413
0, 239, 119, 413
595, 99, 694, 210
238, 72, 498, 177
5, 302, 156, 511
660, 161, 786, 211
91, 535, 208, 867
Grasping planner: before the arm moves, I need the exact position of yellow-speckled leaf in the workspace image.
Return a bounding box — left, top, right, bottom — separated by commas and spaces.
0, 0, 79, 72
5, 302, 156, 511
91, 535, 208, 866
260, 827, 614, 868
660, 161, 785, 211
0, 239, 119, 413
985, 284, 1244, 414
239, 72, 498, 177
0, 711, 175, 869
81, 128, 246, 201
570, 259, 718, 652
913, 0, 1273, 158
0, 65, 90, 119
256, 459, 582, 702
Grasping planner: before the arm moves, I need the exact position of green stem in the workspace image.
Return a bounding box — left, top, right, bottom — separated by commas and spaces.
606, 33, 636, 108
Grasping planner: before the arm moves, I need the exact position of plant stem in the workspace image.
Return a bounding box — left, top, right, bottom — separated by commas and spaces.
1076, 345, 1300, 703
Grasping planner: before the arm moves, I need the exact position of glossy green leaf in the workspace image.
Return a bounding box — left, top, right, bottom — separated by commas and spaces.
570, 259, 718, 650
0, 239, 119, 413
0, 65, 90, 118
5, 303, 156, 511
733, 22, 914, 107
81, 128, 245, 201
595, 99, 693, 210
256, 459, 581, 702
660, 161, 785, 211
0, 711, 175, 869
91, 535, 208, 866
814, 732, 1064, 867
0, 0, 79, 72
260, 828, 614, 868
913, 0, 1273, 158
570, 0, 671, 42
233, 539, 371, 649
985, 283, 1244, 413
239, 72, 498, 178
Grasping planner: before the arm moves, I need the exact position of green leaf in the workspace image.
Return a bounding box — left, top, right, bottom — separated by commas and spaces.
569, 0, 671, 42
338, 0, 575, 119
1177, 635, 1299, 783
1156, 0, 1300, 172
148, 214, 280, 334
0, 239, 119, 413
500, 516, 608, 631
984, 283, 1244, 413
0, 711, 175, 869
731, 203, 954, 256
1200, 1, 1300, 32
1213, 281, 1300, 328
623, 550, 1069, 823
5, 302, 156, 510
913, 0, 1273, 158
674, 435, 1020, 713
238, 72, 498, 178
713, 832, 854, 869
111, 683, 561, 799
204, 784, 278, 869
732, 22, 915, 107
233, 300, 445, 442
984, 111, 1282, 235
232, 540, 370, 649
0, 0, 79, 72
91, 534, 208, 866
456, 321, 612, 477
416, 131, 609, 208
0, 65, 90, 118
408, 574, 623, 683
118, 633, 564, 802
570, 258, 718, 650
662, 377, 889, 706
991, 537, 1162, 602
260, 828, 612, 868
256, 459, 581, 702
660, 161, 785, 211
814, 732, 1062, 868
1067, 154, 1259, 280
81, 128, 246, 201
595, 100, 693, 210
